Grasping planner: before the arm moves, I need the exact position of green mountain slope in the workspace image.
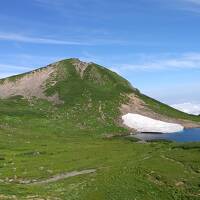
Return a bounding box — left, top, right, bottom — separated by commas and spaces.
0, 58, 199, 134
0, 58, 200, 200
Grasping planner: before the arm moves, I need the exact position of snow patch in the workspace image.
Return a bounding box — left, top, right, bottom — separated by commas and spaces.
122, 113, 184, 133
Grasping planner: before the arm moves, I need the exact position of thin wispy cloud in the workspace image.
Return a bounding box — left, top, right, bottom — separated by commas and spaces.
0, 73, 18, 79
0, 32, 159, 46
183, 0, 200, 5
0, 63, 33, 78
0, 64, 31, 71
170, 0, 200, 13
171, 102, 200, 115
183, 1, 200, 13
34, 0, 65, 7
0, 53, 66, 78
0, 32, 91, 46
33, 0, 109, 20
0, 54, 65, 66
112, 53, 200, 72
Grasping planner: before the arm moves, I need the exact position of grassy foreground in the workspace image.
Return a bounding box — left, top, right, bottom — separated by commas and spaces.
0, 98, 200, 200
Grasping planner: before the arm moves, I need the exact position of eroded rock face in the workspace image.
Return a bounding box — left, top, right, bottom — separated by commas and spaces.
0, 64, 62, 104
122, 113, 184, 133
72, 59, 89, 78
0, 59, 91, 104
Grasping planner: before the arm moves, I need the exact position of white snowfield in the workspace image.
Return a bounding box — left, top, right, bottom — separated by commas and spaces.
122, 113, 184, 133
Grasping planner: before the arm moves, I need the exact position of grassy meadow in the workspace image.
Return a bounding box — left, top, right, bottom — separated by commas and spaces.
0, 97, 199, 200
0, 60, 199, 199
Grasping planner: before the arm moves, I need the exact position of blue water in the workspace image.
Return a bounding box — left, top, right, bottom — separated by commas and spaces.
133, 128, 200, 142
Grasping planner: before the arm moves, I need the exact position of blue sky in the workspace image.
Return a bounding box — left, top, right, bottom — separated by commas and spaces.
0, 0, 200, 104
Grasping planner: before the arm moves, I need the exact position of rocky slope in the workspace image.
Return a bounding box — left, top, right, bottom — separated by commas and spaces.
0, 58, 199, 132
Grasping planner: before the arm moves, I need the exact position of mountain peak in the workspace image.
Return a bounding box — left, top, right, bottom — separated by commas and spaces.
0, 58, 199, 130
0, 58, 132, 105
71, 58, 90, 78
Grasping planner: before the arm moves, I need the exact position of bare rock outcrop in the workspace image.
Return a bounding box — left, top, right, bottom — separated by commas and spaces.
72, 59, 89, 78
0, 64, 62, 104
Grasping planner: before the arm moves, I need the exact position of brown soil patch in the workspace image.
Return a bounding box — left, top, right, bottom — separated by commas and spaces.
0, 64, 63, 104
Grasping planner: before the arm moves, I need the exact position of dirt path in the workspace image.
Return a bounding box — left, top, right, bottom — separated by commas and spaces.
24, 169, 96, 185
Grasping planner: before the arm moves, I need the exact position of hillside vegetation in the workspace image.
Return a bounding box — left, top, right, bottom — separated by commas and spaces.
0, 59, 200, 199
